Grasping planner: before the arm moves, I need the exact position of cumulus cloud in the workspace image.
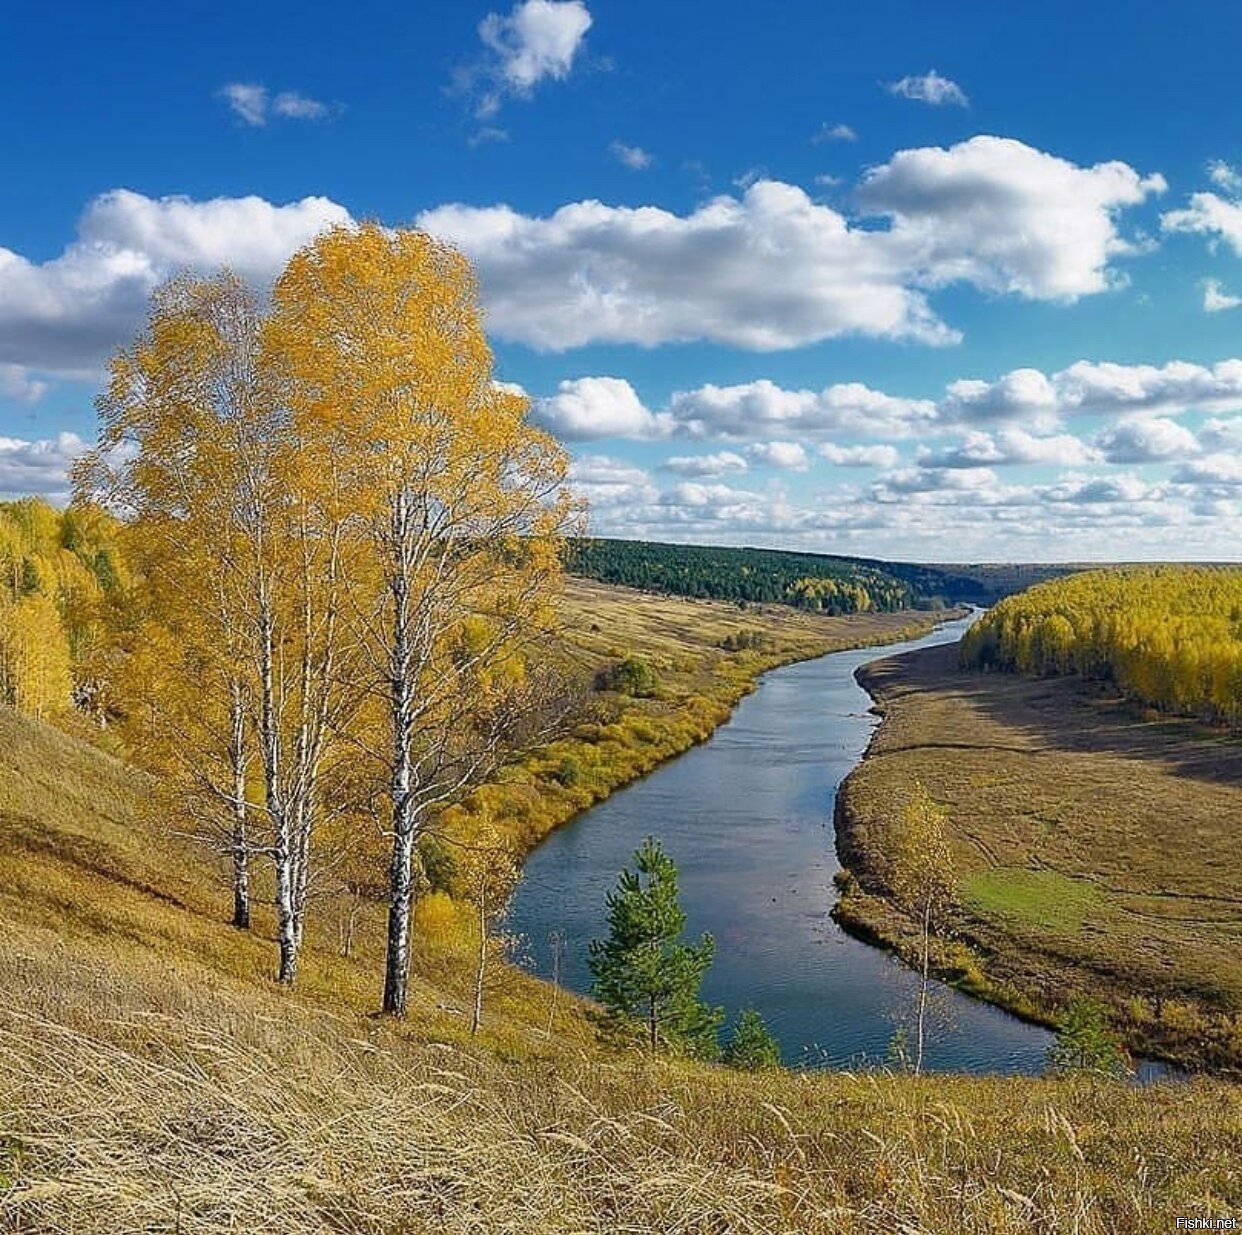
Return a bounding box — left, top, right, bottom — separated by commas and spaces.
666, 380, 939, 440
858, 136, 1166, 301
1203, 279, 1242, 312
531, 376, 672, 440
0, 432, 88, 499
662, 451, 748, 478
610, 141, 652, 169
1094, 416, 1201, 463
745, 440, 809, 470
920, 427, 1099, 468
421, 137, 1162, 351
1162, 192, 1242, 254
0, 189, 351, 375
818, 442, 901, 468
468, 0, 592, 117
886, 70, 968, 106
419, 180, 956, 349
218, 83, 330, 126
940, 358, 1242, 427
566, 453, 658, 509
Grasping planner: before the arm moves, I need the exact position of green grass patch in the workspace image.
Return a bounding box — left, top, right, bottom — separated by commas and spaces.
962, 867, 1104, 934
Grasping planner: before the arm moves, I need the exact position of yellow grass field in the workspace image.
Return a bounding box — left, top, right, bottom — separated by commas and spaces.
836, 641, 1242, 1071
2, 587, 1240, 1232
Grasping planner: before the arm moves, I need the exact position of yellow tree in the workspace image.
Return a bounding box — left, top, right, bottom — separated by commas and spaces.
0, 592, 73, 720
449, 817, 523, 1035
76, 272, 355, 974
267, 223, 578, 1016
885, 783, 957, 1076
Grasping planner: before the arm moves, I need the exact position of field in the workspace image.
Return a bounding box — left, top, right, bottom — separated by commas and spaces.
4, 642, 1242, 1232
835, 641, 1242, 1071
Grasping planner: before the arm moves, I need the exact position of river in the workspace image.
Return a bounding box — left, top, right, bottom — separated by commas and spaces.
508, 615, 1165, 1076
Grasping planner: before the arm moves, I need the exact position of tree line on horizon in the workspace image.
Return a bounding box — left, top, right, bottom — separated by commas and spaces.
961, 565, 1242, 728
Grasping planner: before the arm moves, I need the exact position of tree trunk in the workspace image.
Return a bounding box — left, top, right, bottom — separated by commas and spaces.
472, 897, 487, 1035
383, 822, 416, 1015
275, 841, 299, 985
915, 894, 931, 1076
229, 683, 250, 931
231, 841, 250, 930
382, 489, 417, 1017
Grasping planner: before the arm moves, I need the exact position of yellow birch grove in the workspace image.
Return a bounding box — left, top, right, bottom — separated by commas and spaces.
266, 223, 577, 1015
961, 566, 1242, 727
73, 226, 577, 1013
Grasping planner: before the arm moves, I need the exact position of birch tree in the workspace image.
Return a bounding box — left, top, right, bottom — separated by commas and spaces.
267, 223, 577, 1016
76, 273, 354, 976
885, 784, 957, 1076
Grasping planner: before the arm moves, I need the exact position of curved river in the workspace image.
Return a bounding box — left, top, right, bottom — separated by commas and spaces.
509, 616, 1163, 1076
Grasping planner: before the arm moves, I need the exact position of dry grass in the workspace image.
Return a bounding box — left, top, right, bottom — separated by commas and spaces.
4, 919, 1241, 1233
836, 642, 1242, 1070
3, 589, 1241, 1231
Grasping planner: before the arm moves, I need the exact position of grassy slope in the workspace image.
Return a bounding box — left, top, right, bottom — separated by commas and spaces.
2, 587, 1241, 1231
835, 641, 1242, 1071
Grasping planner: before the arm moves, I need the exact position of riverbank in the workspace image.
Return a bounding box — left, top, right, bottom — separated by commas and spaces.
438, 580, 968, 863
833, 641, 1242, 1073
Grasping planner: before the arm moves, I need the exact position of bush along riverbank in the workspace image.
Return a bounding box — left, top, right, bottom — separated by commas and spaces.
831, 642, 1242, 1075
431, 586, 968, 867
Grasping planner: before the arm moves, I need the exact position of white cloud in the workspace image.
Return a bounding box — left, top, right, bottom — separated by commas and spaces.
471, 0, 592, 116
818, 442, 901, 468
812, 122, 857, 143
886, 70, 968, 107
272, 91, 329, 120
662, 451, 748, 478
532, 376, 671, 440
1203, 278, 1242, 312
941, 358, 1242, 427
0, 189, 351, 376
1094, 416, 1201, 463
421, 137, 1162, 350
921, 427, 1099, 468
219, 83, 268, 126
1041, 472, 1161, 505
1173, 454, 1242, 487
1162, 192, 1242, 254
0, 364, 48, 404
566, 454, 658, 510
1199, 417, 1242, 452
610, 141, 652, 170
858, 136, 1166, 300
667, 380, 939, 440
746, 440, 809, 470
0, 432, 88, 499
218, 83, 330, 126
1208, 160, 1242, 193
419, 180, 957, 350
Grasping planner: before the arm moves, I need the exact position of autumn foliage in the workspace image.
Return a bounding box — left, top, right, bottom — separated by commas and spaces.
961, 566, 1242, 727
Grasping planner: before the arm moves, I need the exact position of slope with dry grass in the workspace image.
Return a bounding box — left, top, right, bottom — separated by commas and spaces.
835, 641, 1242, 1071
3, 591, 1241, 1231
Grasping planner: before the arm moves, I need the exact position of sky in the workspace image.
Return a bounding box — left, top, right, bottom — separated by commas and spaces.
4, 0, 1242, 562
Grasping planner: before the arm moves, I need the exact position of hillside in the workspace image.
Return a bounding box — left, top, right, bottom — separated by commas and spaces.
835, 640, 1242, 1071
4, 679, 1242, 1232
567, 537, 1074, 609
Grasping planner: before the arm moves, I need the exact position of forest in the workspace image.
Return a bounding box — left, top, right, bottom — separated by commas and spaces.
568, 537, 1069, 611
569, 537, 921, 612
960, 566, 1242, 728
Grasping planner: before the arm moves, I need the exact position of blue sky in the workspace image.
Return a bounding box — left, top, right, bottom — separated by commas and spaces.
4, 0, 1242, 560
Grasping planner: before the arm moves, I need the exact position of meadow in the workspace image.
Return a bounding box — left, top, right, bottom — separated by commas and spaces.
835, 640, 1242, 1071
4, 634, 1241, 1233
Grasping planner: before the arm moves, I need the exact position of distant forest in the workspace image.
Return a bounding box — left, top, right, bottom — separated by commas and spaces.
567, 538, 1068, 612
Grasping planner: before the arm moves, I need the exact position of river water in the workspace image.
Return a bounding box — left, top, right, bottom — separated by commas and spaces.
508, 616, 1163, 1076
